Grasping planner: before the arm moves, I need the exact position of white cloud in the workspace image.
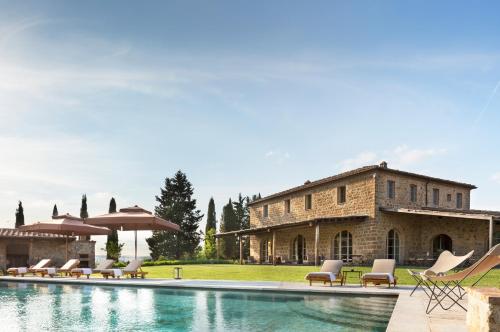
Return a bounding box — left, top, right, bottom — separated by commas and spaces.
491, 173, 500, 185
392, 145, 447, 165
339, 151, 378, 171
339, 145, 447, 171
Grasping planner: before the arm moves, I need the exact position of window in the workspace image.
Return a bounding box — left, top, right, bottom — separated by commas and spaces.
432, 234, 452, 258
456, 193, 463, 209
263, 205, 268, 218
305, 194, 312, 210
447, 194, 452, 202
387, 229, 400, 263
410, 184, 417, 203
260, 239, 272, 263
433, 188, 440, 206
387, 180, 395, 199
284, 199, 291, 213
338, 186, 346, 204
333, 231, 353, 262
292, 235, 307, 263
495, 231, 500, 246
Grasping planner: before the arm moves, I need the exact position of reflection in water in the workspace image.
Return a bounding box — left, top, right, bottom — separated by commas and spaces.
0, 282, 396, 331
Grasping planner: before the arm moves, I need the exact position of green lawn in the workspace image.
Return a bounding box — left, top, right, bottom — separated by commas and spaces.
141, 264, 500, 287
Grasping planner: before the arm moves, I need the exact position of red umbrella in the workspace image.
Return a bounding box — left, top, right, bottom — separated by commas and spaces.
85, 205, 180, 259
20, 213, 111, 261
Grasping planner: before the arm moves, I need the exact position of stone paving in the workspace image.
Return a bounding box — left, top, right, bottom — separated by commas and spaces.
0, 276, 468, 331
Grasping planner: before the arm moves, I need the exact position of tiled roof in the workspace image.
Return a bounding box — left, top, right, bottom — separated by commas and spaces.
249, 164, 477, 206
0, 228, 72, 239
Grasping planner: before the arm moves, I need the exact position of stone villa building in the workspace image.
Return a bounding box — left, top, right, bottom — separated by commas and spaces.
217, 162, 500, 265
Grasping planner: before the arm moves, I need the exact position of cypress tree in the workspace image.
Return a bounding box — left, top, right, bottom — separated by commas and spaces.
233, 193, 250, 258
52, 204, 58, 217
106, 197, 120, 259
80, 194, 88, 219
146, 170, 203, 260
220, 199, 239, 259
204, 197, 217, 258
15, 201, 24, 228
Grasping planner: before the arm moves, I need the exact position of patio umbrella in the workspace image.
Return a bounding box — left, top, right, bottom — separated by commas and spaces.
85, 205, 180, 259
19, 213, 112, 261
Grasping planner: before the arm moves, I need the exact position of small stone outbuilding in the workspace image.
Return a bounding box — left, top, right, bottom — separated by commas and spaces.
0, 228, 96, 270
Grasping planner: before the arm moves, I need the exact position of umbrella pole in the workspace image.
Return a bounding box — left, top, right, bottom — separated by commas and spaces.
65, 235, 68, 262
134, 230, 137, 260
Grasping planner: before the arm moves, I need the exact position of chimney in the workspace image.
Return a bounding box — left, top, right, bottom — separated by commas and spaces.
379, 161, 388, 168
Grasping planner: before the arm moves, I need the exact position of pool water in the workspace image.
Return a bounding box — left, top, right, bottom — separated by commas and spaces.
0, 282, 396, 331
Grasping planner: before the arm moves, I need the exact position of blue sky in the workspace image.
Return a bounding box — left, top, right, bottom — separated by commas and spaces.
1, 1, 500, 256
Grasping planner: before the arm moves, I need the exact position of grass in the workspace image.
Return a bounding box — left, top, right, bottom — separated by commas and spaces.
141, 264, 500, 287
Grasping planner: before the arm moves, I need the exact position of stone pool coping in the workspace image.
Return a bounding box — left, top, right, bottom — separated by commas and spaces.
0, 276, 465, 331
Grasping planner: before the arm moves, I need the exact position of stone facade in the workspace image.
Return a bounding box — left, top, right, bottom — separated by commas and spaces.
245, 164, 497, 264
0, 235, 96, 270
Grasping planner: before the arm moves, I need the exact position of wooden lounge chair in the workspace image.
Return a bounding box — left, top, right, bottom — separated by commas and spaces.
6, 259, 52, 277
407, 250, 474, 296
305, 260, 344, 286
101, 260, 148, 279
71, 259, 114, 279
36, 259, 80, 277
423, 244, 500, 314
362, 259, 397, 288
123, 260, 148, 279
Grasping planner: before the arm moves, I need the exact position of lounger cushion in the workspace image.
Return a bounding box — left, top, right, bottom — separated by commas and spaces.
362, 273, 395, 283
306, 272, 337, 280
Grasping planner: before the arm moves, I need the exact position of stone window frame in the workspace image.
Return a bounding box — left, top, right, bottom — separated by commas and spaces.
305, 194, 312, 210
284, 199, 291, 214
263, 204, 269, 218
447, 194, 452, 202
456, 193, 463, 209
387, 180, 396, 199
410, 184, 417, 203
433, 188, 440, 206
337, 186, 347, 204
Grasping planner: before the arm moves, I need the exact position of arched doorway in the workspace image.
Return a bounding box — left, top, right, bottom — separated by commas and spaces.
260, 238, 272, 263
292, 235, 306, 264
332, 231, 352, 262
386, 229, 400, 263
432, 234, 452, 258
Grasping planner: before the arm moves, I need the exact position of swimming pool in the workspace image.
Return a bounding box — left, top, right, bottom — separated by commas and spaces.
0, 282, 396, 331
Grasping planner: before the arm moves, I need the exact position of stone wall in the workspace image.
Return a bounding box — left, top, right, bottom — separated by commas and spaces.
249, 213, 490, 263
467, 288, 500, 332
376, 171, 471, 210
0, 237, 96, 270
249, 172, 377, 228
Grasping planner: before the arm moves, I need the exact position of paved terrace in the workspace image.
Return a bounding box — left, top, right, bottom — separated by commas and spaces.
0, 276, 467, 332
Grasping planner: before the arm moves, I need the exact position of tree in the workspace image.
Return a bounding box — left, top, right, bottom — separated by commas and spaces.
52, 204, 58, 217
233, 193, 250, 259
146, 170, 203, 260
204, 198, 217, 258
106, 197, 121, 260
251, 193, 262, 202
80, 194, 88, 219
15, 201, 24, 228
220, 199, 239, 259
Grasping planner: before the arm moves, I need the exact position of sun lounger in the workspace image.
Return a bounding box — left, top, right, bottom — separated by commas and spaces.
422, 244, 500, 314
36, 259, 80, 277
71, 259, 114, 279
362, 259, 397, 288
101, 260, 148, 279
407, 250, 473, 296
6, 259, 52, 277
305, 260, 344, 286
